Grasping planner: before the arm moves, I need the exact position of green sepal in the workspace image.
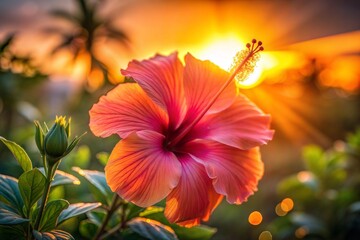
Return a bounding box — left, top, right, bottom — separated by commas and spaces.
62, 132, 87, 157
34, 121, 45, 155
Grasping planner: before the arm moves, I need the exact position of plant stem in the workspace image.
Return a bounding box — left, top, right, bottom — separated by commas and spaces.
93, 194, 121, 240
33, 160, 57, 230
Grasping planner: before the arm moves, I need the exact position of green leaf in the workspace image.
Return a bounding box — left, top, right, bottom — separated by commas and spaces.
174, 225, 216, 240
139, 206, 164, 217
79, 220, 98, 239
0, 174, 24, 213
86, 210, 106, 226
33, 229, 74, 240
39, 199, 69, 232
0, 201, 19, 213
0, 136, 32, 172
38, 168, 80, 187
0, 208, 29, 225
142, 210, 217, 240
57, 202, 101, 225
128, 217, 178, 240
72, 167, 112, 205
18, 168, 46, 215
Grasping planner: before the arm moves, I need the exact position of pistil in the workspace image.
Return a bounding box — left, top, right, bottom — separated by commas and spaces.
167, 39, 264, 148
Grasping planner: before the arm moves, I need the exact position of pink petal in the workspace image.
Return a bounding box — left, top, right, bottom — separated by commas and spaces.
182, 53, 236, 124
105, 130, 182, 207
164, 154, 216, 226
185, 140, 264, 204
121, 53, 185, 128
89, 83, 167, 139
194, 94, 274, 150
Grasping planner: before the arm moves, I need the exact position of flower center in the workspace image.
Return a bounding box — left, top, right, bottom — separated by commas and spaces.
166, 39, 264, 149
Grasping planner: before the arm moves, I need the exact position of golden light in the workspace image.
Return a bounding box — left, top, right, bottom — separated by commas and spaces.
193, 36, 276, 89
195, 37, 243, 70
248, 211, 263, 225
88, 68, 105, 91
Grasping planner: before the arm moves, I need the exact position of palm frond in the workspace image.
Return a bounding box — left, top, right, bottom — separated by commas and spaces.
49, 9, 80, 23
0, 34, 15, 53
51, 34, 78, 55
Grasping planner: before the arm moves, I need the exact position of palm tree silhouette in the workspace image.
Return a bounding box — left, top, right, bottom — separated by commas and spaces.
46, 0, 130, 91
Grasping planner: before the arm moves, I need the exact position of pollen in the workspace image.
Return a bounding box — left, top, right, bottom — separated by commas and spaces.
229, 39, 264, 83
55, 115, 67, 126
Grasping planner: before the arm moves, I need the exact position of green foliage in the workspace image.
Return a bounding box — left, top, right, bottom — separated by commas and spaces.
0, 208, 29, 225
58, 202, 101, 225
128, 217, 178, 240
270, 129, 360, 240
38, 168, 80, 187
79, 220, 98, 239
18, 168, 46, 216
140, 207, 217, 240
39, 200, 70, 232
0, 136, 32, 172
0, 174, 24, 213
0, 118, 99, 239
72, 167, 113, 205
33, 229, 75, 240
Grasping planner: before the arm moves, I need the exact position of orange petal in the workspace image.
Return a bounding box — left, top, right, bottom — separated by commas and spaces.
105, 130, 182, 207
89, 83, 167, 138
164, 154, 214, 226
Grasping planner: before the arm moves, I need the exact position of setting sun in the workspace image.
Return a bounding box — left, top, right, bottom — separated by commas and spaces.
194, 37, 276, 89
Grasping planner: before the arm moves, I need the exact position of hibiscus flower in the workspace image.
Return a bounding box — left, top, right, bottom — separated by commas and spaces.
89, 40, 274, 226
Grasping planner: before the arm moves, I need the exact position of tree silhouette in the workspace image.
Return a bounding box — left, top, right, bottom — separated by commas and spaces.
46, 0, 130, 91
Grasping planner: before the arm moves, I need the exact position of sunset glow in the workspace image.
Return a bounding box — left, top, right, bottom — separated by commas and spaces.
194, 37, 280, 89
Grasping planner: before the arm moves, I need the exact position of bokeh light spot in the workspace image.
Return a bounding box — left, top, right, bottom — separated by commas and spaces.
295, 226, 309, 239
248, 211, 263, 225
259, 231, 272, 240
297, 171, 314, 183
275, 203, 287, 216
280, 198, 294, 212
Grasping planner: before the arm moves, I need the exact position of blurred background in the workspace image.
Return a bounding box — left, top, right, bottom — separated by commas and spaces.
0, 0, 359, 239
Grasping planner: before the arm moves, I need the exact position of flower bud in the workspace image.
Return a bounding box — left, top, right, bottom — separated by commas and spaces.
44, 116, 69, 160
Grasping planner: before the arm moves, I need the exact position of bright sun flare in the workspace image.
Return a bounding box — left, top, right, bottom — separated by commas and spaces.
194, 37, 272, 89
